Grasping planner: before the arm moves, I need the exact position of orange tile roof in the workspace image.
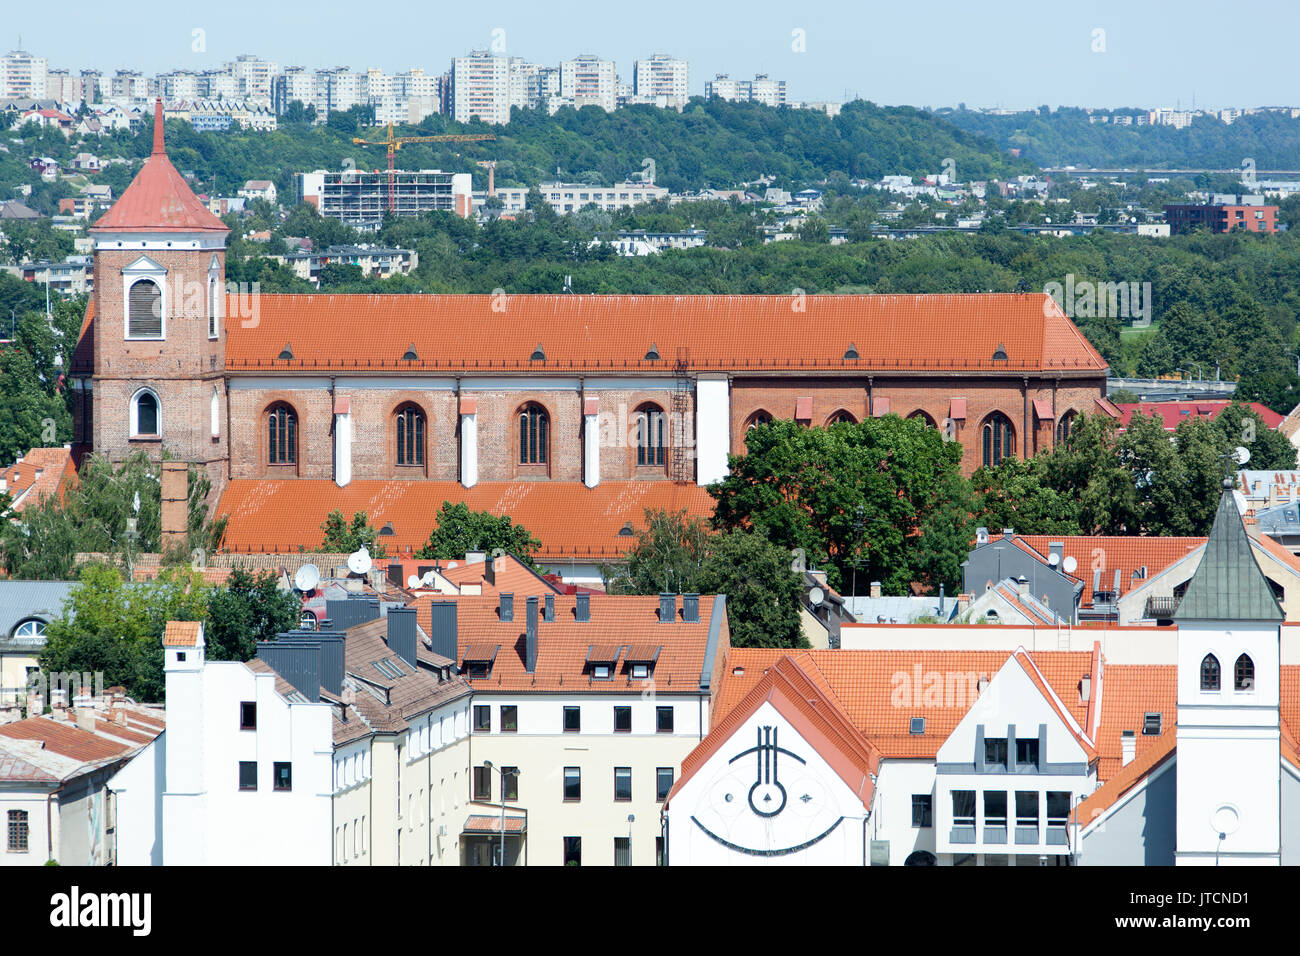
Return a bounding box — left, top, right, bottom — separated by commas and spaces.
463, 813, 527, 834
222, 293, 1107, 374
163, 621, 202, 646
90, 101, 227, 235
214, 479, 716, 560
995, 534, 1204, 605
0, 447, 75, 512
411, 593, 724, 694
0, 717, 136, 763
1072, 735, 1176, 826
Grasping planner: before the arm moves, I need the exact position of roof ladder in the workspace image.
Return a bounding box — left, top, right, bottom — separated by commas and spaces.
670, 348, 691, 484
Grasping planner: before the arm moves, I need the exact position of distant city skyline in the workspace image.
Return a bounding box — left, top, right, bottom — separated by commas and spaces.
9, 0, 1300, 111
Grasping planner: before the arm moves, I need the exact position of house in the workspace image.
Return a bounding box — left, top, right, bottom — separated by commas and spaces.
0, 580, 76, 707
1114, 401, 1284, 433
237, 179, 277, 204
0, 447, 75, 513
72, 152, 100, 172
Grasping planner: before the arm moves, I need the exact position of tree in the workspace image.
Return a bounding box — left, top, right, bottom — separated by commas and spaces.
319, 510, 386, 557
603, 508, 709, 595
970, 456, 1082, 535
415, 501, 541, 564
204, 566, 301, 661
1213, 401, 1297, 471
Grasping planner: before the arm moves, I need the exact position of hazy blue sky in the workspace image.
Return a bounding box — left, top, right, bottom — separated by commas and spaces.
13, 0, 1300, 110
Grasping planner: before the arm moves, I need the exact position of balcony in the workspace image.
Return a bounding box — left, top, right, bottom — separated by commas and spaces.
1144, 595, 1180, 619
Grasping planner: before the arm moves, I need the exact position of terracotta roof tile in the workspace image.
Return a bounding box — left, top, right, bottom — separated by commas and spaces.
1116, 401, 1285, 432
162, 621, 202, 646
994, 534, 1204, 606
0, 717, 136, 764
0, 447, 75, 512
463, 813, 526, 833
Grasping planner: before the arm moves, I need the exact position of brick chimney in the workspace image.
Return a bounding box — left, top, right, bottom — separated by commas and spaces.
160, 461, 188, 551
869, 581, 882, 599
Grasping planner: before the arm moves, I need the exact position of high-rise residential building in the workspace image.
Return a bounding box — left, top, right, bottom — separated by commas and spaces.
748, 73, 786, 107
79, 70, 104, 104
559, 55, 617, 112
705, 73, 786, 107
633, 54, 689, 105
0, 50, 48, 100
272, 67, 317, 116
298, 168, 475, 229
199, 70, 240, 102
159, 71, 201, 102
507, 59, 555, 111
451, 51, 511, 125
228, 54, 278, 102
108, 70, 149, 102
44, 69, 80, 104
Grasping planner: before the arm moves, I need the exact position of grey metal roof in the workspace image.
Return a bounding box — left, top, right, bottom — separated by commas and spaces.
1254, 502, 1300, 536
844, 595, 957, 623
0, 581, 76, 639
1175, 488, 1284, 622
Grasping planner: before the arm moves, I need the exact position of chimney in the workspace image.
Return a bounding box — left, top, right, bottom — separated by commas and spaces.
160, 461, 188, 551
869, 581, 882, 600
544, 593, 554, 622
386, 606, 418, 669
525, 596, 538, 674
428, 601, 458, 661
1002, 527, 1015, 539
499, 592, 514, 622
975, 526, 989, 544
333, 395, 352, 488
1121, 730, 1136, 766
682, 593, 700, 623
466, 550, 486, 564
1016, 575, 1029, 596
576, 593, 590, 622
659, 593, 676, 623
957, 593, 972, 613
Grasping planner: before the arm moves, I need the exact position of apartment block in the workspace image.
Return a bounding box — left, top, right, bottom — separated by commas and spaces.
633, 54, 689, 105
0, 51, 48, 101
298, 168, 474, 228
451, 51, 511, 125
558, 55, 617, 112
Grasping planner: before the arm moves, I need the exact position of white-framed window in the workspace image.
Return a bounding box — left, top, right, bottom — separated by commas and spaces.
12, 618, 46, 643
121, 255, 168, 340
130, 387, 161, 438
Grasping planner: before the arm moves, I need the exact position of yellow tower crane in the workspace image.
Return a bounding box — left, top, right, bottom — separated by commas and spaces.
352, 123, 496, 213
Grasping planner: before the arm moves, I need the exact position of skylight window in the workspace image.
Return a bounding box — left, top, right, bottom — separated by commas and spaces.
909, 717, 926, 735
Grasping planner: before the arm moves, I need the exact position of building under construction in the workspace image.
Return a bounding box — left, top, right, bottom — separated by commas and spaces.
297, 168, 474, 230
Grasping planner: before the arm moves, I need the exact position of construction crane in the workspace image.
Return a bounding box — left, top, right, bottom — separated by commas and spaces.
352, 123, 496, 213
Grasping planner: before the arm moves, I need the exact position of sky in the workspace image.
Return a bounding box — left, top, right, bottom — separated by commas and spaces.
13, 0, 1300, 111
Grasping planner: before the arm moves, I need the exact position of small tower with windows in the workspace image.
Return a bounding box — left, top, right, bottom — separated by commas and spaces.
85, 99, 230, 493
1174, 481, 1283, 865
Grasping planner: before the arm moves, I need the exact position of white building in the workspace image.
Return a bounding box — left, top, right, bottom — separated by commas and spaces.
229, 54, 278, 103
451, 51, 511, 125
0, 51, 48, 101
633, 54, 689, 106
559, 55, 617, 112
535, 180, 668, 214
705, 73, 786, 107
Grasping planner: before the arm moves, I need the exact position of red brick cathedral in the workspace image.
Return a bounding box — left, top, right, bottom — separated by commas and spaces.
70, 102, 1109, 566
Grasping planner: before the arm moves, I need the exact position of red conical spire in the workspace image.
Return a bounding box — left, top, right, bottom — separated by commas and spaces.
152, 98, 165, 155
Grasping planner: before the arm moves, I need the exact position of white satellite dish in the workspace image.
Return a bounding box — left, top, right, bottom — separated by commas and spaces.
406, 574, 421, 589
422, 570, 439, 586
809, 586, 825, 607
294, 563, 320, 592
1048, 553, 1060, 567
1062, 556, 1078, 574
1234, 445, 1251, 466
347, 547, 372, 576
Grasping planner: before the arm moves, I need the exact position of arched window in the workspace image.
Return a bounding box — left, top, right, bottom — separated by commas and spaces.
1056, 410, 1076, 445
907, 411, 936, 428
207, 276, 219, 338
519, 403, 548, 465
981, 412, 1015, 467
826, 410, 857, 426
1235, 654, 1255, 691
745, 410, 772, 431
128, 278, 162, 338
1200, 653, 1221, 691
268, 404, 298, 465
635, 404, 666, 466
395, 404, 426, 466
131, 388, 160, 437
11, 619, 45, 643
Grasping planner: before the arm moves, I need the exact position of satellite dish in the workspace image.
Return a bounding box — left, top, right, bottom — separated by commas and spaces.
1048, 553, 1060, 567
294, 563, 320, 592
1234, 445, 1251, 466
347, 547, 372, 576
406, 574, 421, 589
809, 586, 825, 607
422, 570, 439, 586
1062, 556, 1078, 574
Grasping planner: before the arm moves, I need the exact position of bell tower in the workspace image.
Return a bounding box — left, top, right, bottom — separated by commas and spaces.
1174, 481, 1283, 865
88, 99, 231, 496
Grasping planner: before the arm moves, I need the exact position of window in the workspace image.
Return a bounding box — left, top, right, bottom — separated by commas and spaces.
1046, 791, 1070, 829
656, 706, 674, 734
519, 403, 549, 465
745, 410, 772, 431
826, 409, 857, 426
474, 705, 490, 732
1201, 653, 1221, 691
636, 404, 666, 466
240, 702, 257, 730
614, 767, 632, 801
1016, 791, 1039, 827
1235, 654, 1255, 691
630, 663, 650, 680
911, 794, 932, 828
6, 810, 28, 853
1142, 713, 1162, 735
907, 410, 936, 428
273, 762, 292, 791
268, 404, 297, 465
1015, 738, 1039, 770
984, 737, 1008, 768
239, 761, 258, 791
614, 706, 631, 733
952, 790, 976, 828
208, 276, 219, 338
1056, 410, 1076, 445
563, 767, 581, 801
502, 766, 519, 802
500, 705, 517, 733
11, 619, 45, 643
473, 765, 492, 801
563, 836, 582, 866
614, 837, 631, 867
395, 404, 425, 466
592, 663, 612, 680
982, 412, 1015, 467
563, 706, 581, 733
128, 278, 162, 338
131, 389, 160, 438
656, 767, 674, 802
983, 791, 1007, 827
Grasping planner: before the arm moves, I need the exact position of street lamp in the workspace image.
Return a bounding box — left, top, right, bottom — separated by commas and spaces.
481, 761, 518, 866
850, 504, 866, 599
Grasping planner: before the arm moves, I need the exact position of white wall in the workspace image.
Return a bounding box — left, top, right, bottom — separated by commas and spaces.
695, 376, 730, 486
109, 735, 163, 866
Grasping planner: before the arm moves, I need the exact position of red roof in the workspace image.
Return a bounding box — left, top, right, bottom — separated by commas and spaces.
0, 717, 136, 763
214, 479, 715, 559
222, 293, 1108, 373
992, 533, 1204, 606
90, 100, 228, 235
1115, 401, 1285, 431
0, 446, 75, 512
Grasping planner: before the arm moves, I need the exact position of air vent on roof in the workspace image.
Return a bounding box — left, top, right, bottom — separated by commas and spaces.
278, 342, 294, 360
844, 342, 860, 360
645, 343, 661, 361
379, 522, 395, 536
402, 343, 418, 361
530, 343, 546, 362
991, 342, 1008, 362
618, 522, 634, 536
1143, 712, 1162, 735
909, 717, 926, 735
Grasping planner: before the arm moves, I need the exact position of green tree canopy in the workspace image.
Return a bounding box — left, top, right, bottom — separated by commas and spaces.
204, 566, 302, 662
415, 501, 542, 565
